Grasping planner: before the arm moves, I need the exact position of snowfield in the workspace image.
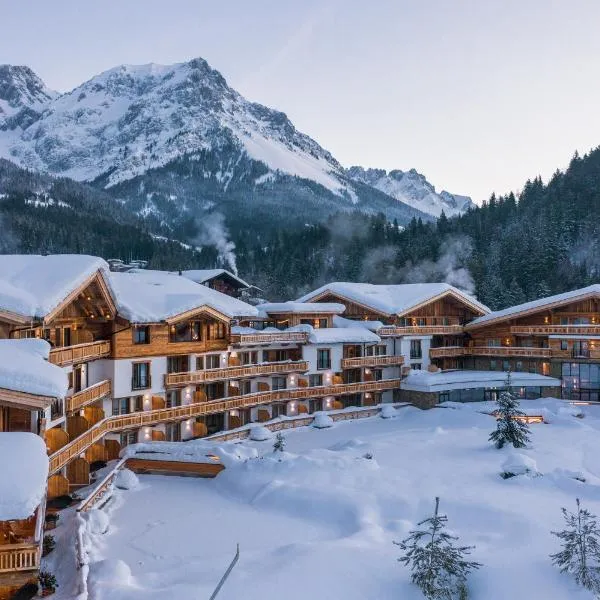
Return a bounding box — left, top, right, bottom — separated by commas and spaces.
56, 399, 600, 599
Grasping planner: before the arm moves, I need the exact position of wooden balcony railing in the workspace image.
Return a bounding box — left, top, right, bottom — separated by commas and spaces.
0, 543, 40, 573
341, 355, 405, 369
429, 346, 553, 358
429, 346, 468, 358
165, 361, 309, 387
49, 340, 111, 367
378, 325, 464, 336
77, 458, 127, 513
230, 332, 309, 345
66, 380, 111, 414
48, 378, 401, 475
511, 325, 600, 336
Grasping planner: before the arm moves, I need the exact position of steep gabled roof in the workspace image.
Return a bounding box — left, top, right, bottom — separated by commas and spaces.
297, 282, 488, 317
0, 254, 110, 321
467, 285, 600, 329
108, 270, 258, 323
179, 269, 251, 289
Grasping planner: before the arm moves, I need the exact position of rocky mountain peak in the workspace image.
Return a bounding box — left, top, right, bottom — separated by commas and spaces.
0, 65, 56, 117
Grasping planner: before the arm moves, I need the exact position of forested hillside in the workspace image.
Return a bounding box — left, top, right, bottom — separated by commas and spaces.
235, 148, 600, 306
1, 148, 600, 308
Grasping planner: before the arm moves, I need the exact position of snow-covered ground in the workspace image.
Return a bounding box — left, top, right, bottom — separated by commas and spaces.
51, 399, 600, 599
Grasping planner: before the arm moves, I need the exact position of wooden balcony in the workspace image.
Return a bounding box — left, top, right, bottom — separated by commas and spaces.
0, 543, 40, 573
49, 340, 111, 367
429, 346, 553, 358
429, 346, 467, 358
164, 361, 309, 387
66, 380, 111, 414
48, 378, 401, 475
341, 355, 405, 369
0, 500, 44, 573
230, 331, 309, 345
511, 325, 600, 336
378, 325, 464, 336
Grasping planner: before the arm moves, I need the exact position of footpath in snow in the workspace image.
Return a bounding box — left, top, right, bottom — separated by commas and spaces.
52, 399, 600, 600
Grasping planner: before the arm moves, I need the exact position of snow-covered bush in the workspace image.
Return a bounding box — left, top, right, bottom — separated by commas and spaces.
500, 453, 540, 479
88, 559, 132, 588
84, 509, 110, 534
380, 404, 397, 419
250, 425, 273, 442
312, 412, 333, 429
551, 498, 600, 595
396, 497, 481, 599
114, 468, 139, 490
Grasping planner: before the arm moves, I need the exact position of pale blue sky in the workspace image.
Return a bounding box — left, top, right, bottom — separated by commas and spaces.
2, 0, 600, 202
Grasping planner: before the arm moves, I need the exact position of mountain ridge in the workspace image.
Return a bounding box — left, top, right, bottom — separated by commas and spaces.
0, 58, 471, 224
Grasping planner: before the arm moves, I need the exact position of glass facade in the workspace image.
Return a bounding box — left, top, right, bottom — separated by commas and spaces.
561, 362, 600, 401
439, 386, 543, 404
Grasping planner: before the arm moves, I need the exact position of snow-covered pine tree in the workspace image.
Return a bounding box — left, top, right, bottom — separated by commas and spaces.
396, 497, 481, 599
489, 370, 531, 449
273, 432, 286, 453
551, 498, 600, 594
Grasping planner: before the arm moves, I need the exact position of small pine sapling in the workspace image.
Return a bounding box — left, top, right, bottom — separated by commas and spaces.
551, 498, 600, 594
489, 370, 531, 449
396, 497, 481, 599
273, 432, 286, 453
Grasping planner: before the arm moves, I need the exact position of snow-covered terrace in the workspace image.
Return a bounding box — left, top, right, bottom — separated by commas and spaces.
402, 369, 560, 393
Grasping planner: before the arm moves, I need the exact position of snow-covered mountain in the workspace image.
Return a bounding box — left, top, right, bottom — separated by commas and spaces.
0, 58, 468, 224
0, 65, 57, 121
346, 166, 474, 218
0, 59, 351, 191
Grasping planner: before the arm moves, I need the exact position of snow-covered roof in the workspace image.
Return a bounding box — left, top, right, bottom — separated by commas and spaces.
297, 282, 488, 317
307, 327, 380, 344
109, 270, 258, 323
0, 339, 68, 399
257, 301, 346, 315
333, 315, 384, 332
179, 269, 251, 289
467, 285, 600, 329
0, 254, 108, 319
0, 433, 49, 520
402, 369, 560, 393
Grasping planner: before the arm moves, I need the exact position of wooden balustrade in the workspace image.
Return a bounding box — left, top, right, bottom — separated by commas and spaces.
0, 543, 40, 573
511, 325, 600, 335
76, 458, 127, 513
49, 340, 111, 367
230, 332, 309, 345
429, 346, 467, 358
66, 380, 111, 414
48, 378, 401, 475
165, 361, 309, 387
429, 346, 553, 358
341, 355, 404, 369
378, 325, 464, 336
